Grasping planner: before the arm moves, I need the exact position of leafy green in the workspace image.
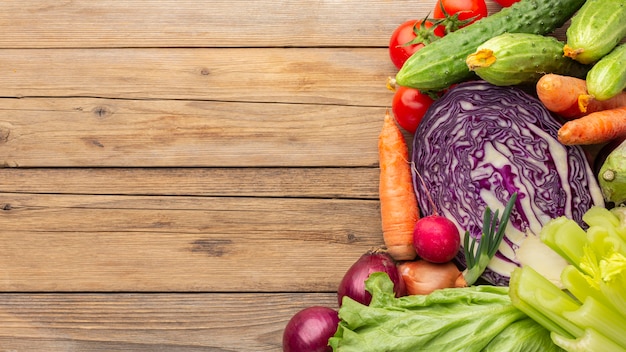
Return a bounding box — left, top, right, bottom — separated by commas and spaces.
329, 272, 562, 352
509, 206, 626, 351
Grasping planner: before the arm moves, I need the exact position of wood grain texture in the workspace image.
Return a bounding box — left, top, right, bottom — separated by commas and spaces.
0, 167, 379, 198
0, 98, 386, 167
0, 292, 334, 351
0, 48, 395, 104
0, 192, 382, 292
0, 1, 504, 49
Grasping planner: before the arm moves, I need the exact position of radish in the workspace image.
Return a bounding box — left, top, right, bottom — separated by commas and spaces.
413, 215, 460, 263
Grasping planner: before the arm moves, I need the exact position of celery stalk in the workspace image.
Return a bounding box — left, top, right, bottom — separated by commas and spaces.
582, 206, 621, 229
563, 297, 626, 349
508, 269, 574, 339
551, 329, 626, 352
514, 204, 626, 352
509, 267, 581, 338
586, 226, 626, 259
539, 217, 587, 268
610, 207, 626, 241
560, 265, 608, 308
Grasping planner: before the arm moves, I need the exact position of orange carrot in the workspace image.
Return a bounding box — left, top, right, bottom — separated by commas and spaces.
378, 110, 419, 261
558, 106, 626, 145
536, 74, 588, 119
536, 74, 626, 120
578, 93, 626, 115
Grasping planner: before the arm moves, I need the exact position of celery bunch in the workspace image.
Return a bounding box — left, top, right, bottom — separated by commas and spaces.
509, 206, 626, 351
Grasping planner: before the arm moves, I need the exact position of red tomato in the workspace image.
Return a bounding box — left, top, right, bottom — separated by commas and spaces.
388, 19, 442, 70
433, 0, 488, 34
493, 0, 520, 6
391, 86, 435, 134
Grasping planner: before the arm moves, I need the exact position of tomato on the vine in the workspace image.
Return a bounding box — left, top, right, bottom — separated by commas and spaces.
433, 0, 488, 34
493, 0, 520, 7
391, 86, 435, 134
388, 19, 443, 70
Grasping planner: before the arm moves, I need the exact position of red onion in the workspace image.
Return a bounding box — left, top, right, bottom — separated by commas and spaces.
337, 250, 406, 306
282, 306, 339, 352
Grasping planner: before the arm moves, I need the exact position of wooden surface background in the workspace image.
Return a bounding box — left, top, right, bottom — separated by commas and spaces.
0, 1, 529, 350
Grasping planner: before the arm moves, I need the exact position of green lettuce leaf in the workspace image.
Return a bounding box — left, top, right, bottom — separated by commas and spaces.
329, 272, 563, 352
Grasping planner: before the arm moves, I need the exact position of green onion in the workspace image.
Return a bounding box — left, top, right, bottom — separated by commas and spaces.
462, 192, 517, 285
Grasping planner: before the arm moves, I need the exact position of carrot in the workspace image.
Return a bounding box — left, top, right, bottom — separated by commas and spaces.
558, 106, 626, 145
578, 93, 626, 114
536, 74, 588, 119
536, 74, 626, 120
378, 111, 419, 261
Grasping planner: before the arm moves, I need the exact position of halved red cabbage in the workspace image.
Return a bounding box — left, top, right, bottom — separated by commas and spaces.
411, 81, 604, 285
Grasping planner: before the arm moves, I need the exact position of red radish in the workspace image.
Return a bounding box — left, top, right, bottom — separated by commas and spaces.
413, 215, 461, 263
337, 250, 406, 306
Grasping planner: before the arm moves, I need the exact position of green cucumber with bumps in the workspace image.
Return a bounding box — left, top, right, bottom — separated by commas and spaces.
586, 43, 626, 101
564, 0, 626, 64
466, 33, 589, 86
395, 0, 586, 91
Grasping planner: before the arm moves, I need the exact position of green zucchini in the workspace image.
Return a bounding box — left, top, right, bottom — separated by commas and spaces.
395, 0, 586, 91
564, 0, 626, 64
586, 43, 626, 100
466, 33, 589, 86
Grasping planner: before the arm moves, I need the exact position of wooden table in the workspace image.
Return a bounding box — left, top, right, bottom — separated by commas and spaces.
0, 1, 512, 350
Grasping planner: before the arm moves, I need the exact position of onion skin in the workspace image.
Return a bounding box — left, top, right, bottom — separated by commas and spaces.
282, 306, 339, 352
398, 260, 466, 295
337, 250, 406, 306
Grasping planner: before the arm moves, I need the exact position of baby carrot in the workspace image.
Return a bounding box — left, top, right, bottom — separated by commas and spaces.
578, 92, 626, 115
536, 74, 588, 119
558, 106, 626, 145
378, 111, 419, 261
536, 74, 626, 120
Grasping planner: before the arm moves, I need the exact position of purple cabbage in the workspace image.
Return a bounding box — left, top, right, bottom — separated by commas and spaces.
411, 81, 604, 286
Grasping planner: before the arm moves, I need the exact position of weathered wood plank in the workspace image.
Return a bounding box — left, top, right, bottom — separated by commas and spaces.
0, 1, 505, 49
0, 48, 394, 104
0, 193, 382, 292
0, 292, 333, 351
0, 167, 379, 198
0, 98, 387, 167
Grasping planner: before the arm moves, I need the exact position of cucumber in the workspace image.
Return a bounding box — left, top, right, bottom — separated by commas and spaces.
466, 33, 589, 86
598, 138, 626, 206
564, 0, 626, 64
586, 43, 626, 100
395, 0, 586, 91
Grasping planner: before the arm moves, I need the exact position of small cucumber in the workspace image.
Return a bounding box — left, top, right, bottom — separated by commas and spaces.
586, 43, 626, 101
395, 0, 586, 91
466, 33, 589, 86
598, 138, 626, 205
564, 0, 626, 64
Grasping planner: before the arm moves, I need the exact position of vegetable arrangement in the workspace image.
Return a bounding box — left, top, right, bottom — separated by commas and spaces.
411, 80, 603, 285
329, 273, 563, 352
283, 0, 626, 350
395, 0, 586, 91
